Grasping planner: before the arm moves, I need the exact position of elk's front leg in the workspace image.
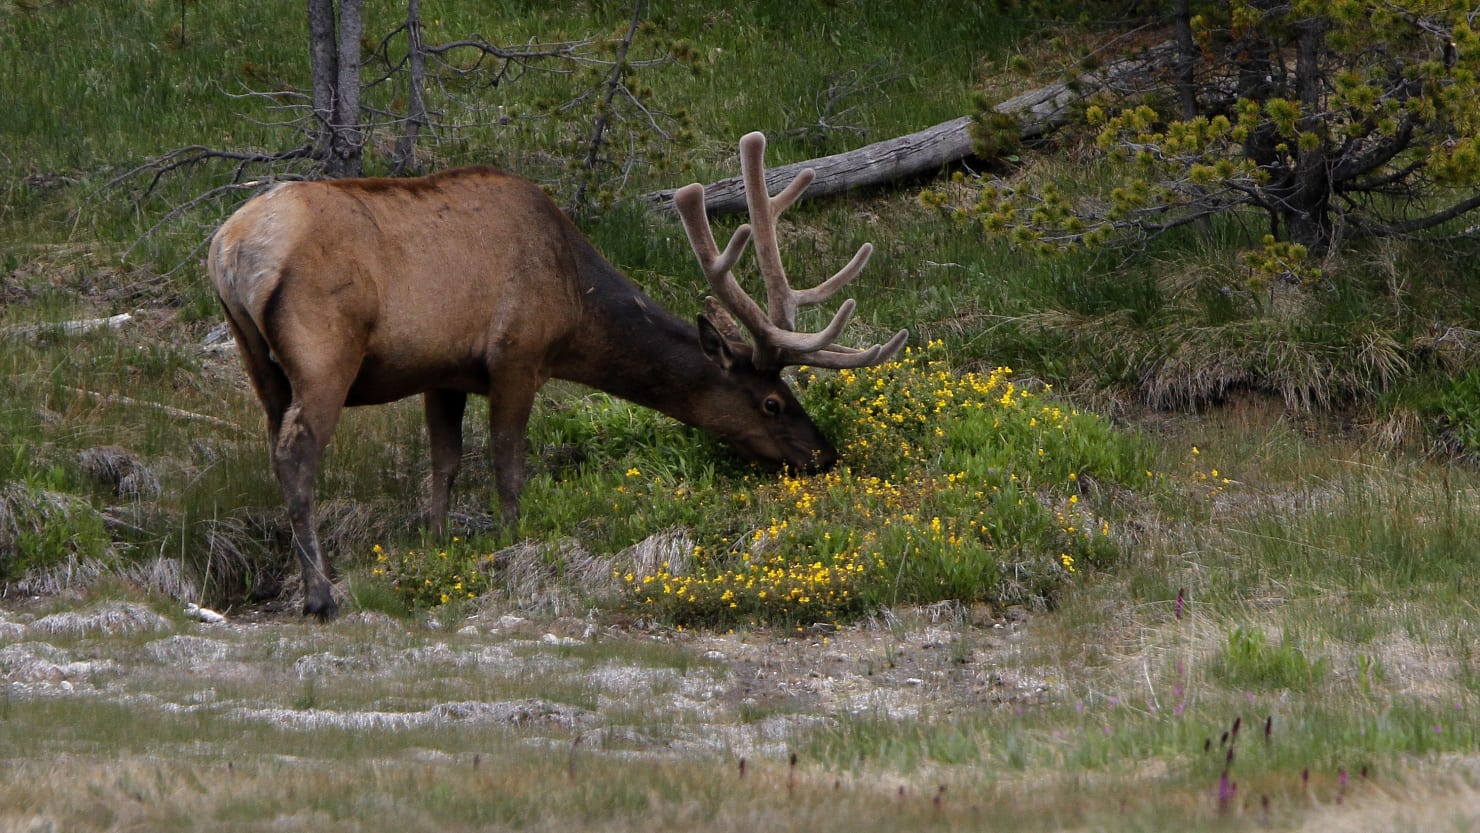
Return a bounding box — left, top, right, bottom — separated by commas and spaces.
424, 388, 468, 537
487, 375, 542, 527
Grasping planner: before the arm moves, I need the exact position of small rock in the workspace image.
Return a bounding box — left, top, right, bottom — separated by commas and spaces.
201, 322, 236, 353
184, 603, 226, 624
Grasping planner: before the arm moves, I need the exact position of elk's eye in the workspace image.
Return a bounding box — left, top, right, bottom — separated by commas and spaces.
762, 396, 783, 416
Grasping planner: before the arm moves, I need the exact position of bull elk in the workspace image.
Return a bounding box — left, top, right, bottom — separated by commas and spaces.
209, 131, 906, 618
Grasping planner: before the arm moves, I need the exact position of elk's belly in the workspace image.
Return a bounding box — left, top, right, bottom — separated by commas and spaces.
344, 354, 494, 406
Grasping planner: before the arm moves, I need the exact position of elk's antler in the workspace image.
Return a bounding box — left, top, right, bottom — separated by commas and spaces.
673, 131, 908, 371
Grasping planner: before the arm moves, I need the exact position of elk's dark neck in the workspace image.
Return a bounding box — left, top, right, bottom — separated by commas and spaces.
553, 237, 723, 424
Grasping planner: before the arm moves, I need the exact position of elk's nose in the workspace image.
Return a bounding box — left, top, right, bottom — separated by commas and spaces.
803, 443, 839, 474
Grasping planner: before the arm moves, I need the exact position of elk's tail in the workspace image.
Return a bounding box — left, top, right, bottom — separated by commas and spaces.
209, 231, 292, 424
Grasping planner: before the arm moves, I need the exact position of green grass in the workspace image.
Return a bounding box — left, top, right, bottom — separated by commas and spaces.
1211, 626, 1330, 692
806, 693, 1475, 778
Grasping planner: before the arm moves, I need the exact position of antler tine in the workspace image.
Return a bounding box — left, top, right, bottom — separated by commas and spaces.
674, 182, 770, 336
766, 298, 858, 355
795, 242, 873, 307
739, 131, 811, 331
791, 327, 909, 370
680, 132, 907, 371
674, 183, 752, 277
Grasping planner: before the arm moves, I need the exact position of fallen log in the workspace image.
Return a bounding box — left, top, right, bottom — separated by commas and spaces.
1, 312, 134, 341
62, 386, 250, 436
643, 41, 1176, 215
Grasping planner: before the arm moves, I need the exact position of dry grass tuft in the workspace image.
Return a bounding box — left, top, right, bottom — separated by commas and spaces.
485, 539, 623, 618
114, 555, 198, 600
29, 601, 172, 637
3, 555, 112, 597
1292, 763, 1480, 833
316, 498, 407, 558
619, 528, 695, 580
1140, 322, 1405, 414
75, 445, 161, 500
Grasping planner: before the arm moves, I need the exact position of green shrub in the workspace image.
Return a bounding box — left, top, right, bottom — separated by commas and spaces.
1435, 366, 1480, 454
621, 342, 1146, 626
375, 540, 492, 611
1212, 626, 1330, 692
0, 482, 114, 579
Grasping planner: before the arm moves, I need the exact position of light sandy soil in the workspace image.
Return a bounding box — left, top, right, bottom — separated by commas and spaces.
0, 598, 1056, 759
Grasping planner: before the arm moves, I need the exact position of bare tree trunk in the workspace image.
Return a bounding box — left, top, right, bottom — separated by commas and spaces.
329, 0, 363, 178
391, 0, 427, 176
308, 0, 363, 178
1288, 16, 1331, 251
1172, 0, 1198, 120
308, 0, 338, 162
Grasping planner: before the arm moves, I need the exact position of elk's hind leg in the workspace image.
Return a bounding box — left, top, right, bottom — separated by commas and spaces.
424, 389, 467, 537
221, 305, 335, 615
264, 329, 361, 619
273, 382, 353, 619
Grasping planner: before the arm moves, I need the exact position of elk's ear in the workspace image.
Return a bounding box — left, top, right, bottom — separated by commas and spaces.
698, 313, 748, 371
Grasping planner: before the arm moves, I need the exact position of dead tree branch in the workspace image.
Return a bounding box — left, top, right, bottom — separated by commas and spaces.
121, 180, 298, 259
782, 58, 906, 148
2, 313, 134, 341
572, 0, 647, 209
62, 386, 250, 436
115, 0, 682, 227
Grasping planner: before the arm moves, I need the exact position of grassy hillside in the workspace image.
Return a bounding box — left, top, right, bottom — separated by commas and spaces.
0, 0, 1044, 596
2, 2, 1479, 831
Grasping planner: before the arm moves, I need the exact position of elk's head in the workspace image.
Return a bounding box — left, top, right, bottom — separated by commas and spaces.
693, 306, 837, 473
675, 131, 907, 473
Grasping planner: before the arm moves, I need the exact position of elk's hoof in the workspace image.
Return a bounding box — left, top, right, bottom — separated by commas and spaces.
303, 595, 339, 621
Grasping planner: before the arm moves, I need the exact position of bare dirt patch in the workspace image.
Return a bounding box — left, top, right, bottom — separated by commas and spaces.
0, 598, 1051, 761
